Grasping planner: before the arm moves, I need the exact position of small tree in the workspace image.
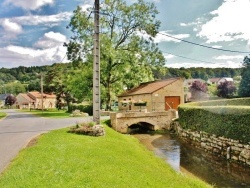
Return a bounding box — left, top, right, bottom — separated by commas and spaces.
190, 80, 207, 92
239, 56, 250, 97
189, 80, 208, 101
5, 94, 17, 106
217, 81, 236, 98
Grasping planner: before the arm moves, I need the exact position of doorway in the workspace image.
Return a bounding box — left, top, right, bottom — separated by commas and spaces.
165, 96, 180, 110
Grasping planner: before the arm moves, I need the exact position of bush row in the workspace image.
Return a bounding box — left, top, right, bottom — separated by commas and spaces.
178, 99, 250, 144
68, 104, 93, 116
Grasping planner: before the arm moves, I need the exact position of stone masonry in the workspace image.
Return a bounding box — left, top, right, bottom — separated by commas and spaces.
172, 122, 250, 166
110, 110, 177, 133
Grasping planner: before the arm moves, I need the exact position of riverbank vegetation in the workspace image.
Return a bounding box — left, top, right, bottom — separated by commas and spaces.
0, 124, 211, 187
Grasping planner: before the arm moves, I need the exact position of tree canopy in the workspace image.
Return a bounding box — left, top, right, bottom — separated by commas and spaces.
5, 94, 17, 106
65, 0, 165, 109
238, 56, 250, 97
217, 81, 236, 98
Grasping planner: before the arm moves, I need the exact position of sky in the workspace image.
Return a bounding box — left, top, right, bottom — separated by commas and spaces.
0, 0, 250, 69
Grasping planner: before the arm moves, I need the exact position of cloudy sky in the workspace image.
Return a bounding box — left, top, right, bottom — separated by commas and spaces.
0, 0, 249, 69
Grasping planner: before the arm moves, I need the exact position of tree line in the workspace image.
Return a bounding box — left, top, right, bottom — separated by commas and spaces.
0, 63, 243, 95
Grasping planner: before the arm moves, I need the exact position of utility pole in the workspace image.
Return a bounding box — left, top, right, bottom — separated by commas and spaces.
40, 74, 44, 113
93, 0, 100, 124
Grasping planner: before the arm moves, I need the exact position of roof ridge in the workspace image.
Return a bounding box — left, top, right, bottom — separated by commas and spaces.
118, 77, 181, 97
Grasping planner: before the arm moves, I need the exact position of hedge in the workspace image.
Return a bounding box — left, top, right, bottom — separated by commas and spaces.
68, 104, 93, 116
178, 98, 250, 144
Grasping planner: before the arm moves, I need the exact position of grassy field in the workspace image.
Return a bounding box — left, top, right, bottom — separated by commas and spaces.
0, 124, 211, 188
0, 112, 6, 119
21, 109, 71, 118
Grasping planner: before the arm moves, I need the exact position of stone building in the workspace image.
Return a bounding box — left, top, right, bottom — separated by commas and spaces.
117, 77, 184, 112
16, 91, 56, 109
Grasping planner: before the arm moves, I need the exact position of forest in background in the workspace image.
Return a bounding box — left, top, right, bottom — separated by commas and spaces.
0, 62, 242, 95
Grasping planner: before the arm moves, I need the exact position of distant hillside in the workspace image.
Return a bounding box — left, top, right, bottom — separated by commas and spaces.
0, 63, 242, 95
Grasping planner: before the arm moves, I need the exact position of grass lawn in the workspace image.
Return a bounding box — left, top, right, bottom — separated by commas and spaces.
0, 112, 6, 119
0, 124, 211, 188
21, 109, 71, 118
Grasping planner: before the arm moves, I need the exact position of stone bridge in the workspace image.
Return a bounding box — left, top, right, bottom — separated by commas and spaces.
110, 110, 177, 133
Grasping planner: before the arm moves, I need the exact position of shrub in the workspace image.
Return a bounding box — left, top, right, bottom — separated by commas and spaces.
217, 81, 236, 98
68, 122, 105, 136
189, 80, 208, 101
190, 80, 208, 93
68, 104, 93, 115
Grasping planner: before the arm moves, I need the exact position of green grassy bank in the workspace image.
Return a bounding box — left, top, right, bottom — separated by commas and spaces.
0, 112, 6, 119
0, 125, 211, 188
21, 109, 70, 118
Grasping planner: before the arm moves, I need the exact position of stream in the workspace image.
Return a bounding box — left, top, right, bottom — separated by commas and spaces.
133, 133, 250, 188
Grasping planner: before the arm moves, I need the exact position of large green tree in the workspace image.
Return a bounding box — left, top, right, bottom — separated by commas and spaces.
1, 81, 26, 95
44, 63, 76, 110
238, 56, 250, 97
66, 0, 165, 109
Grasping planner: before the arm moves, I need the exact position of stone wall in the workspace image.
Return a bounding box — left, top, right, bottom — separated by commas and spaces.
110, 110, 177, 133
172, 122, 250, 166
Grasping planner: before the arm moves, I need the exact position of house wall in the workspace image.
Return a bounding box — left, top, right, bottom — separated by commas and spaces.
0, 100, 4, 108
36, 98, 56, 109
16, 94, 30, 109
118, 79, 184, 112
152, 79, 184, 111
16, 92, 57, 109
118, 93, 151, 112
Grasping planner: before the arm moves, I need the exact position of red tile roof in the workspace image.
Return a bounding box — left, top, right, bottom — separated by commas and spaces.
28, 91, 56, 99
19, 93, 35, 103
118, 78, 181, 97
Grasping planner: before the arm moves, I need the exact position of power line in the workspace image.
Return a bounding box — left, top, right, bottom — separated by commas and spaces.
158, 32, 250, 54
163, 51, 216, 64
59, 53, 67, 63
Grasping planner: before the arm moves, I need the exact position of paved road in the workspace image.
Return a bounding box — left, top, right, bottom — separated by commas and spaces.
0, 109, 107, 174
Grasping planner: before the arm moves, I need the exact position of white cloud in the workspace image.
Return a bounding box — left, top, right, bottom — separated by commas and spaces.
34, 31, 67, 49
165, 60, 242, 69
3, 0, 54, 10
219, 60, 242, 68
0, 19, 23, 38
163, 53, 175, 60
211, 45, 222, 48
214, 55, 243, 60
1, 12, 72, 26
0, 44, 68, 68
0, 19, 22, 43
197, 0, 250, 44
0, 13, 71, 46
180, 23, 187, 27
80, 4, 93, 12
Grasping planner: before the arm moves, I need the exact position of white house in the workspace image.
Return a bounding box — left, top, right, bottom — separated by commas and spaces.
207, 77, 233, 85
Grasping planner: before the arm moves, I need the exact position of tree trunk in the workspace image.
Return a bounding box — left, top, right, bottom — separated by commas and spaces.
105, 82, 111, 111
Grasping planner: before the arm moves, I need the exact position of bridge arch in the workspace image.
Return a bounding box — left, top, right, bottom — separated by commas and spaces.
127, 119, 158, 131
110, 111, 177, 133
128, 122, 155, 133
